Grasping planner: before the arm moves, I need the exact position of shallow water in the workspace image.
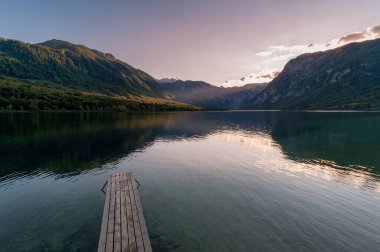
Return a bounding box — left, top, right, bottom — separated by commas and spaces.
0, 111, 379, 251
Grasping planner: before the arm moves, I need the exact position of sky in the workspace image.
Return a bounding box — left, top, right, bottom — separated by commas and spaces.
1, 0, 380, 87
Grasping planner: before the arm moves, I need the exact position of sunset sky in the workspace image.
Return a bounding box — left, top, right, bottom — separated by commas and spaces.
1, 0, 380, 86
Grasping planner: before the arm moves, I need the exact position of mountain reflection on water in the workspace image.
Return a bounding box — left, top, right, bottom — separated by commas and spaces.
1, 111, 379, 186
1, 111, 380, 252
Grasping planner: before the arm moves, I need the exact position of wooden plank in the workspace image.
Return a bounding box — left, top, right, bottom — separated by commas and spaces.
131, 175, 152, 252
106, 175, 116, 252
114, 174, 122, 252
125, 173, 137, 252
98, 176, 111, 252
128, 173, 145, 252
120, 174, 129, 252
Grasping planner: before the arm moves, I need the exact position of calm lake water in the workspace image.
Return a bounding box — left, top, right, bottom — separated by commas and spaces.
1, 111, 380, 252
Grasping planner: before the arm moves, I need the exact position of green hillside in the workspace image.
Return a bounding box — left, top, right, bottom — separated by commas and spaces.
0, 76, 201, 112
0, 38, 164, 96
0, 38, 202, 111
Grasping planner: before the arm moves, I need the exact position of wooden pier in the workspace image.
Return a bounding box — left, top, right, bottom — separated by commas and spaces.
98, 172, 152, 252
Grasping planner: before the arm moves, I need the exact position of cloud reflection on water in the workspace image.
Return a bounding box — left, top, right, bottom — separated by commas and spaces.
0, 111, 379, 192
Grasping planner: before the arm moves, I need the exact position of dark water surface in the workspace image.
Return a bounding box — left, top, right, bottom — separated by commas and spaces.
0, 111, 380, 252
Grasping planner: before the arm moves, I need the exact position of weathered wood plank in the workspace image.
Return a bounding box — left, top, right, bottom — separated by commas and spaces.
125, 173, 137, 252
128, 173, 144, 252
98, 172, 152, 252
98, 176, 111, 252
131, 175, 152, 252
106, 175, 116, 252
120, 174, 129, 252
114, 174, 122, 252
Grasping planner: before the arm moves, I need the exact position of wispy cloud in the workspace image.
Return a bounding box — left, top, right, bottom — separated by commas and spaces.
221, 25, 380, 87
369, 25, 380, 38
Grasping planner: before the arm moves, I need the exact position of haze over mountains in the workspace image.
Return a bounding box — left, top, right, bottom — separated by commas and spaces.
0, 37, 380, 111
158, 79, 267, 109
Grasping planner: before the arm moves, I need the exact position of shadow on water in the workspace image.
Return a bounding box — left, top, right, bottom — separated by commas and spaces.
1, 111, 380, 180
0, 112, 177, 178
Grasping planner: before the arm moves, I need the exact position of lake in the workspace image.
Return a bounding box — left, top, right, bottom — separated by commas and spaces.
0, 111, 380, 252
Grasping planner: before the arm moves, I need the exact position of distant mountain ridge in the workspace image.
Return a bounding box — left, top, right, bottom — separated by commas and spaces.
252, 38, 380, 110
159, 79, 267, 109
0, 38, 164, 97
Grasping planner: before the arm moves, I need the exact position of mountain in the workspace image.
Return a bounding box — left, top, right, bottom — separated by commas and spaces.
159, 79, 267, 109
252, 38, 380, 110
0, 38, 164, 97
0, 38, 201, 111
